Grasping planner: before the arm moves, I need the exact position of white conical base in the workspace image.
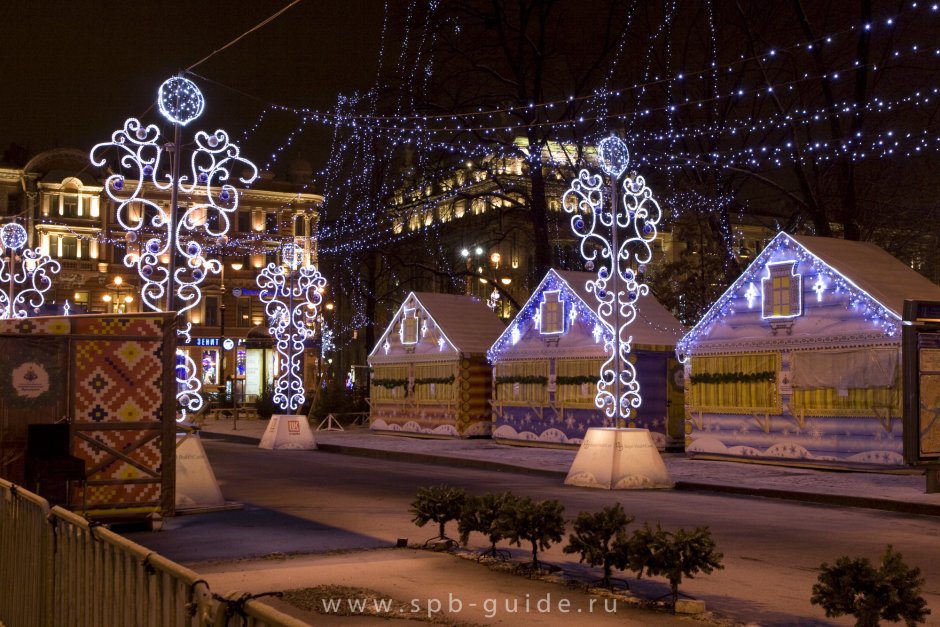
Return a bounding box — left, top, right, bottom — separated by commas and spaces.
564, 428, 673, 490
259, 414, 317, 450
176, 433, 225, 509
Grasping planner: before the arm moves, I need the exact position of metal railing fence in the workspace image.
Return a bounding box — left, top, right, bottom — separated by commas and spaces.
0, 479, 306, 627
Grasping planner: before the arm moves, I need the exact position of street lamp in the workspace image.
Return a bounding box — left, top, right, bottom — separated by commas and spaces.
0, 222, 60, 319
257, 243, 327, 414
562, 135, 662, 425
91, 76, 258, 421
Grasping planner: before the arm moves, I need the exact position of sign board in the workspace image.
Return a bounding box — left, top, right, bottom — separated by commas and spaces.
902, 299, 940, 465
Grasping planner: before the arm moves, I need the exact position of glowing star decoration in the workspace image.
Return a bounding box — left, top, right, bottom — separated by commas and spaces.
511, 326, 521, 345
383, 339, 390, 355
257, 258, 327, 413
0, 222, 61, 320
813, 274, 827, 302
157, 76, 205, 126
91, 76, 258, 421
592, 323, 604, 344
421, 319, 428, 337
438, 337, 446, 352
562, 135, 661, 423
63, 299, 71, 316
744, 282, 759, 308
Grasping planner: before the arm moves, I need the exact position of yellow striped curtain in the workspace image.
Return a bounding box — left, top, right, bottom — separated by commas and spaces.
372, 364, 410, 401
556, 358, 603, 404
690, 353, 779, 410
791, 385, 899, 415
413, 362, 456, 402
495, 360, 547, 404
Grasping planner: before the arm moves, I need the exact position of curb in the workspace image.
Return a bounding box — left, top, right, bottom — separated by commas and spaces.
199, 430, 261, 446
673, 481, 940, 517
198, 431, 940, 517
316, 443, 567, 478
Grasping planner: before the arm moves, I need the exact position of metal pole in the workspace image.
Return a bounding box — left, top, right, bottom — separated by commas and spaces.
609, 176, 623, 423
165, 121, 181, 314
219, 263, 226, 402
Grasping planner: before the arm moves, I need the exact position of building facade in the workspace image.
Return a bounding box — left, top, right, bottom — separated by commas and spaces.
1, 148, 324, 401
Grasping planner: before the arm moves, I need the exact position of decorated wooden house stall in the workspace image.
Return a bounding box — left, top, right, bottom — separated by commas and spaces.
0, 313, 177, 520
368, 292, 506, 437
488, 269, 686, 447
677, 232, 940, 465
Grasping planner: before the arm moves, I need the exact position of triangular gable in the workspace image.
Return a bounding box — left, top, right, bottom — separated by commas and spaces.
369, 292, 505, 364
488, 269, 607, 362
488, 269, 684, 362
677, 232, 940, 357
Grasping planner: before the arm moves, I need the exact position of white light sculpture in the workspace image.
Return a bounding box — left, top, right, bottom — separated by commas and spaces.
0, 223, 61, 319
90, 76, 258, 420
562, 135, 661, 423
257, 245, 326, 413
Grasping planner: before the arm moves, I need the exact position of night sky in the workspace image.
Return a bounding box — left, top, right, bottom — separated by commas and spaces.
0, 1, 385, 172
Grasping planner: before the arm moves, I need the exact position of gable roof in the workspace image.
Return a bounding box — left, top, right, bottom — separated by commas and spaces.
790, 234, 940, 315
677, 232, 940, 355
488, 268, 685, 361
369, 292, 506, 363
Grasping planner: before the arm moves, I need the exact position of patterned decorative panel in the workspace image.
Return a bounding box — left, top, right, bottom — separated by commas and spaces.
71, 316, 164, 338
0, 313, 174, 517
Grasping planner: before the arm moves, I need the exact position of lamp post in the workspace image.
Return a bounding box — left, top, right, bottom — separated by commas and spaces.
562, 135, 662, 425
257, 244, 326, 414
0, 222, 60, 319
91, 76, 258, 421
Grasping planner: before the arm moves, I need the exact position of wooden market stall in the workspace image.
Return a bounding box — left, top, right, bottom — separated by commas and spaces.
488, 269, 686, 448
0, 313, 177, 520
677, 232, 940, 465
368, 292, 505, 437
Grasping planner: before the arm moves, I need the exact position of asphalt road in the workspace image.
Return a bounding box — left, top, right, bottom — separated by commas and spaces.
128, 439, 940, 626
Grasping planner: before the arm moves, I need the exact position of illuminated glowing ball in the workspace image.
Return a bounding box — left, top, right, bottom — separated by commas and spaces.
0, 223, 27, 250
642, 223, 653, 235
141, 264, 153, 277
207, 135, 219, 148
220, 190, 230, 202
599, 289, 607, 298
574, 216, 584, 230
599, 266, 608, 279
198, 172, 208, 184
147, 240, 161, 253
126, 232, 137, 243
598, 135, 629, 177
143, 165, 153, 177
113, 178, 124, 191
187, 242, 199, 256
157, 76, 205, 126
135, 127, 148, 140
585, 260, 594, 271
193, 269, 204, 282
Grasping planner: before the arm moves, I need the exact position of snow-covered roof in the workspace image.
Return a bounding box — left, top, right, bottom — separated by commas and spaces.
790, 234, 940, 316
488, 268, 685, 361
677, 232, 940, 356
368, 292, 506, 364
555, 270, 686, 346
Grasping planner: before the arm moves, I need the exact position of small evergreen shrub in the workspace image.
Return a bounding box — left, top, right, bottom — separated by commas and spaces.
811, 545, 929, 627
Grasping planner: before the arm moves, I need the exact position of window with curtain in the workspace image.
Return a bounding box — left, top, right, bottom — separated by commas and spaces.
689, 352, 779, 411
555, 358, 603, 404
494, 360, 547, 404
413, 362, 455, 402
371, 364, 410, 401
790, 348, 900, 415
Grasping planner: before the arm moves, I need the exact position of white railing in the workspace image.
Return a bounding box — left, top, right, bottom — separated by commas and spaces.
0, 479, 53, 627
0, 479, 306, 627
